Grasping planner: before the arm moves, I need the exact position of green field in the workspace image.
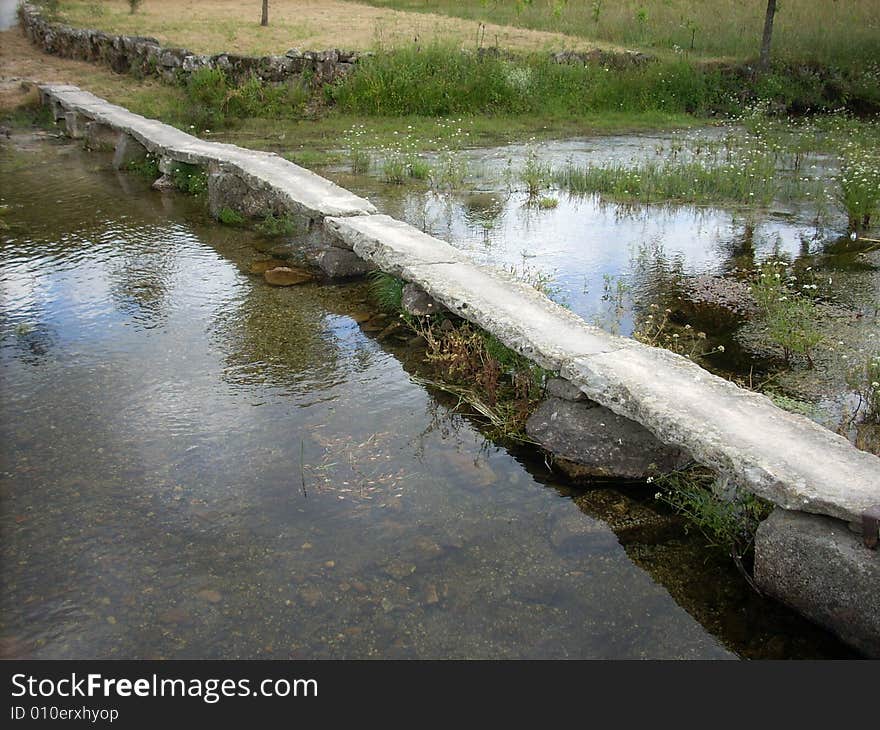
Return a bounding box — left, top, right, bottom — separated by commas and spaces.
358, 0, 880, 66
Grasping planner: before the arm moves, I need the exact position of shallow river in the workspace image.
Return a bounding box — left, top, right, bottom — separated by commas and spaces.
0, 132, 856, 658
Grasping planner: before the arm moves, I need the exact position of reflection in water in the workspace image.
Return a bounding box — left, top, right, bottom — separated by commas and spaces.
0, 134, 856, 659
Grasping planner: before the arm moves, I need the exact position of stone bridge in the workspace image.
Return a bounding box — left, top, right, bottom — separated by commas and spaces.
36, 84, 880, 656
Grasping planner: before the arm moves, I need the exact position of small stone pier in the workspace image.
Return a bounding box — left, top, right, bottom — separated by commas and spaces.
38, 84, 880, 656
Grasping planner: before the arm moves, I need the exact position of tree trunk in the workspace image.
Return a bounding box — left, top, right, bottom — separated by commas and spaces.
759, 0, 777, 70
261, 0, 269, 27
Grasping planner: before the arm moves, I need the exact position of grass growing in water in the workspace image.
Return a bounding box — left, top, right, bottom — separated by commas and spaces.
127, 153, 160, 180
750, 260, 823, 367
256, 213, 299, 237
170, 162, 208, 195
217, 207, 246, 226
556, 156, 778, 205
653, 465, 773, 586
369, 271, 405, 313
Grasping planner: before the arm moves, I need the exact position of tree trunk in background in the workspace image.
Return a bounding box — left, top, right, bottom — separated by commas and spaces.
261, 0, 269, 27
759, 0, 777, 70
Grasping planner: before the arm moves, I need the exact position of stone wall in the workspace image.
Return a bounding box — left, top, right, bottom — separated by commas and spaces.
18, 3, 363, 86
18, 2, 651, 89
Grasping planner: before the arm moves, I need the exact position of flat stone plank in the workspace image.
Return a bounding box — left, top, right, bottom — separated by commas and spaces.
326, 215, 628, 371
328, 215, 880, 524
40, 86, 880, 526
39, 85, 375, 220
562, 347, 880, 523
755, 509, 880, 657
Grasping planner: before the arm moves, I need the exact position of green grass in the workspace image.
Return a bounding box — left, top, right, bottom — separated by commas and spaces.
556, 156, 779, 206
329, 44, 878, 118
554, 113, 879, 215
169, 162, 208, 195
357, 0, 880, 68
330, 46, 729, 116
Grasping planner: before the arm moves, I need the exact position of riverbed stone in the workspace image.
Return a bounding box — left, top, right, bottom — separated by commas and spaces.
754, 508, 880, 658
316, 247, 373, 278
151, 174, 175, 191
112, 133, 148, 170
401, 283, 445, 316
526, 397, 688, 481
545, 376, 588, 402
208, 170, 278, 219
263, 266, 313, 286
549, 510, 619, 553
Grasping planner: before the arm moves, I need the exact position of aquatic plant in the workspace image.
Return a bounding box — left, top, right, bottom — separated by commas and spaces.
845, 351, 880, 424
256, 212, 298, 237
556, 153, 778, 205
127, 153, 160, 180
411, 321, 546, 439
653, 465, 773, 586
218, 207, 246, 226
170, 163, 208, 195
368, 271, 405, 313
520, 146, 551, 199
837, 147, 879, 231
749, 260, 823, 366
633, 304, 725, 361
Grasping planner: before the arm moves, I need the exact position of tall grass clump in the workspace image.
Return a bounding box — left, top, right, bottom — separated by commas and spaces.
556, 156, 777, 205
184, 68, 311, 129
750, 260, 823, 366
653, 465, 773, 582
837, 147, 880, 231
330, 45, 721, 117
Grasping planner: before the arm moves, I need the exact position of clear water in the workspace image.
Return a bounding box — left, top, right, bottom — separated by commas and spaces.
0, 131, 856, 659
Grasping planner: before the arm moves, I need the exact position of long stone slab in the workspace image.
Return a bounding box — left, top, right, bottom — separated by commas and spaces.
325, 214, 630, 370
35, 85, 880, 527
39, 85, 375, 221
327, 214, 880, 525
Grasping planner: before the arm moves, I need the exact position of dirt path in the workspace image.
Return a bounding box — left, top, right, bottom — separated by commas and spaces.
0, 25, 172, 112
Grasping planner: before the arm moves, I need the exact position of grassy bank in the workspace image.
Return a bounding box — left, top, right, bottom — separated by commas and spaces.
359, 0, 880, 67
328, 44, 879, 117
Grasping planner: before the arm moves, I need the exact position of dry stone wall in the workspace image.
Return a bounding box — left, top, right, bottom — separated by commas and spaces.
19, 3, 362, 86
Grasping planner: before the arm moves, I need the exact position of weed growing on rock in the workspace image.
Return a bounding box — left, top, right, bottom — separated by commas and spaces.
412, 321, 546, 439
218, 207, 246, 226
170, 162, 208, 195
256, 213, 298, 237
127, 153, 160, 180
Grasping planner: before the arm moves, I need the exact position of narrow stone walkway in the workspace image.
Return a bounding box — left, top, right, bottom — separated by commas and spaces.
41, 84, 880, 528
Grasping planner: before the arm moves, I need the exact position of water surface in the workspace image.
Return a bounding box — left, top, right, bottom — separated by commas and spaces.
0, 132, 855, 659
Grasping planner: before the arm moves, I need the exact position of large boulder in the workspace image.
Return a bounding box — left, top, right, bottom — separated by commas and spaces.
755, 508, 880, 658
317, 247, 372, 278
526, 396, 688, 481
